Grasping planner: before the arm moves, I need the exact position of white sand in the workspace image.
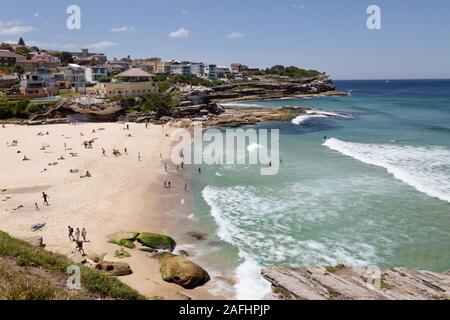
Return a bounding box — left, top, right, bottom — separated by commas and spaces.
0, 122, 222, 300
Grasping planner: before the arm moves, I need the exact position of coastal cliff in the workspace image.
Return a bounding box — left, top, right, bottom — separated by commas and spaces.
175, 74, 346, 104
262, 265, 450, 300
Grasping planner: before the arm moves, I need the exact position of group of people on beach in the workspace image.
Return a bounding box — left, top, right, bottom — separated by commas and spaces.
68, 226, 88, 255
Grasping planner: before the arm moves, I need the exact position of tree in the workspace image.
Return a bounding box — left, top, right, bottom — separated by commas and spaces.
12, 64, 25, 75
130, 92, 179, 116
15, 47, 31, 60
58, 51, 74, 66
18, 37, 26, 46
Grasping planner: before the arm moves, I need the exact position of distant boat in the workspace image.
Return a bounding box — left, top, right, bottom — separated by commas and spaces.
385, 80, 390, 84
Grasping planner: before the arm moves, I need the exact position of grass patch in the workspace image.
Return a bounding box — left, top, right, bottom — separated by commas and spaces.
0, 230, 145, 300
58, 92, 81, 98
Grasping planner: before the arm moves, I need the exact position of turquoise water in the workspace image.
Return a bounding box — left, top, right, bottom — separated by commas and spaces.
191, 80, 450, 299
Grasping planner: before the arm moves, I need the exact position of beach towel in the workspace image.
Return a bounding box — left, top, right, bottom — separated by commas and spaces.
31, 223, 46, 231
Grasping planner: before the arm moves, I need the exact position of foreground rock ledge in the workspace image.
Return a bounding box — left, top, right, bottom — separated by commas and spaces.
261, 266, 450, 300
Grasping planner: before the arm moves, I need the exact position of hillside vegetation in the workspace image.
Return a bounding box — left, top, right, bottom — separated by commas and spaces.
0, 230, 145, 300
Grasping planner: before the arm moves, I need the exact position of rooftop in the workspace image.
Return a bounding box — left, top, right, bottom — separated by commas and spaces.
117, 68, 152, 78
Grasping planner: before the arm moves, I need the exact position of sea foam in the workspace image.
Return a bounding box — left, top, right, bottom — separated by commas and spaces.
292, 110, 352, 125
323, 138, 450, 203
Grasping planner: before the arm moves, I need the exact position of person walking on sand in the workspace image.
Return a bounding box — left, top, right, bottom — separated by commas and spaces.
81, 228, 87, 242
164, 180, 167, 188
165, 163, 168, 171
185, 182, 188, 191
198, 167, 202, 174
138, 153, 142, 161
42, 192, 49, 206
75, 228, 80, 241
35, 203, 40, 211
168, 181, 171, 189
75, 240, 85, 256
68, 226, 74, 241
102, 148, 106, 156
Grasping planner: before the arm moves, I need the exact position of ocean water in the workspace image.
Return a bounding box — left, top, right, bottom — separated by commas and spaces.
191, 80, 450, 299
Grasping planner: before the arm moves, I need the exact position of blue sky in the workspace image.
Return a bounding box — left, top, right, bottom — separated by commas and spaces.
1, 0, 449, 79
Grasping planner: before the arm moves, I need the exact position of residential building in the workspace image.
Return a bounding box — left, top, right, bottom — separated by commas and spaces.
148, 57, 165, 74
0, 50, 26, 67
19, 67, 57, 97
17, 60, 58, 73
61, 64, 87, 90
88, 68, 156, 98
53, 72, 71, 92
32, 53, 60, 64
231, 63, 249, 73
0, 74, 18, 88
204, 64, 218, 80
190, 62, 205, 77
217, 66, 232, 79
85, 66, 109, 83
70, 49, 107, 64
116, 68, 152, 82
88, 81, 157, 99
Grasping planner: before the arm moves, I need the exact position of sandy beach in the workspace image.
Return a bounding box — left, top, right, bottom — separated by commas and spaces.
0, 122, 224, 300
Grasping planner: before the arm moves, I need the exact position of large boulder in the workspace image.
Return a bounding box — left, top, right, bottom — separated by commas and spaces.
159, 254, 210, 289
107, 231, 139, 249
86, 251, 106, 263
95, 261, 132, 276
67, 250, 87, 264
136, 233, 176, 252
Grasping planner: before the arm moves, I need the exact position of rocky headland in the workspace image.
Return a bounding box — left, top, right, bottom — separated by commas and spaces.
262, 265, 450, 300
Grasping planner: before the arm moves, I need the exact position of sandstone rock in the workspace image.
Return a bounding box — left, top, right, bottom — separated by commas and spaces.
159, 254, 210, 289
67, 250, 87, 264
96, 261, 133, 276
262, 265, 450, 300
108, 231, 139, 249
86, 251, 106, 263
136, 233, 176, 252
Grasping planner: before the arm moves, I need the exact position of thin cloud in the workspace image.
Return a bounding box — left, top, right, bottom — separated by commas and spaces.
169, 27, 189, 38
111, 26, 135, 33
33, 13, 40, 17
182, 10, 188, 15
85, 41, 118, 50
0, 20, 35, 36
292, 4, 305, 9
227, 32, 245, 39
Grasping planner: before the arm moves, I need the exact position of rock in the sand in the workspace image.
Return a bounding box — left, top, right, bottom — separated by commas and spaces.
159, 254, 210, 289
67, 250, 87, 264
23, 236, 45, 248
187, 231, 208, 241
87, 252, 106, 263
107, 231, 139, 249
95, 261, 133, 276
136, 232, 176, 252
115, 249, 131, 259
